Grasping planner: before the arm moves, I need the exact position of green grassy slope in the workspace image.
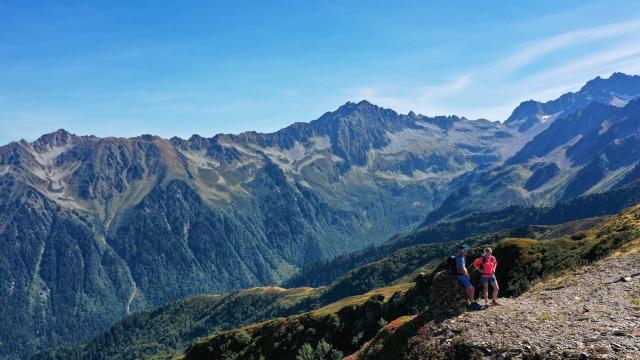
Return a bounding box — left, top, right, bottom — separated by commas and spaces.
36, 218, 605, 360
35, 183, 632, 360
311, 217, 604, 305
36, 287, 316, 360
350, 204, 640, 360
284, 181, 640, 289
184, 203, 640, 360
184, 283, 419, 360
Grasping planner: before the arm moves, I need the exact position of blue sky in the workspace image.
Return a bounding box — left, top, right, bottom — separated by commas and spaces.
2, 1, 640, 144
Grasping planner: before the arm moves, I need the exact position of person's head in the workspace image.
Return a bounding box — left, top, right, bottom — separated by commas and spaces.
484, 247, 492, 257
458, 244, 469, 255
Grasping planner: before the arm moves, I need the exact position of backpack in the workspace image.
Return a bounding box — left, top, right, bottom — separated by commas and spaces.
447, 255, 463, 275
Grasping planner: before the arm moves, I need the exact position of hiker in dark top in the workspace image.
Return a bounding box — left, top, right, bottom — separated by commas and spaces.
455, 245, 482, 310
473, 247, 501, 306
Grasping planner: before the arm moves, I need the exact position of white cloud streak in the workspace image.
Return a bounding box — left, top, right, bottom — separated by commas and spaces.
497, 18, 640, 73
346, 17, 640, 121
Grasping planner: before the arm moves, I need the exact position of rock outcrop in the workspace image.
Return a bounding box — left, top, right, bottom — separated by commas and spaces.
426, 270, 469, 319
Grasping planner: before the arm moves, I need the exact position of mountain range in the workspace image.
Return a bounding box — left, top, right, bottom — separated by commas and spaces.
3, 72, 640, 358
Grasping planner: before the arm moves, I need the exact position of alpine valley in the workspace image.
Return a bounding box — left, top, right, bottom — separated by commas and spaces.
3, 73, 640, 359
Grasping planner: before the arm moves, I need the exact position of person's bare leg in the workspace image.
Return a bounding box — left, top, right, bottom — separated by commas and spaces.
466, 287, 475, 304
492, 281, 499, 302
482, 282, 489, 305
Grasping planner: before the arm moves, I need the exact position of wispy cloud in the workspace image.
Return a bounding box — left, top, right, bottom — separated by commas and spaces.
343, 75, 473, 116
497, 18, 640, 73
282, 89, 299, 97
512, 42, 640, 99
345, 17, 640, 121
415, 75, 472, 99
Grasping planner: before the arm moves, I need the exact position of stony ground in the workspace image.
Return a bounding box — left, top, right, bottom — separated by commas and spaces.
437, 254, 640, 359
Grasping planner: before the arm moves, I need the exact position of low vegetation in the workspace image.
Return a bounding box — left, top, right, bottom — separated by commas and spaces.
39, 217, 607, 359
350, 204, 640, 359
36, 288, 317, 360
285, 181, 640, 289
494, 204, 640, 296
184, 282, 424, 360
186, 203, 640, 360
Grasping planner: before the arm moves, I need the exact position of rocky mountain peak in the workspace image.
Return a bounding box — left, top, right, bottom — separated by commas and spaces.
505, 72, 640, 132
32, 129, 78, 151
331, 99, 381, 116
506, 100, 542, 121
581, 71, 640, 94
134, 134, 160, 142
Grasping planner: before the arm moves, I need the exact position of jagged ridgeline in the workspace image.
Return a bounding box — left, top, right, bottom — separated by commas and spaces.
4, 73, 640, 358
425, 73, 640, 224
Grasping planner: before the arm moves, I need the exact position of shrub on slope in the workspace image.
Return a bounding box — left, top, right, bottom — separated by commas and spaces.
184, 282, 421, 360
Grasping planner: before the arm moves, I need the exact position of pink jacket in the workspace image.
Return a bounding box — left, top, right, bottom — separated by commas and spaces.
473, 255, 497, 278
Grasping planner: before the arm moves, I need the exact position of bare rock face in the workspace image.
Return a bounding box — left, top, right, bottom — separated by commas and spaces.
427, 270, 469, 319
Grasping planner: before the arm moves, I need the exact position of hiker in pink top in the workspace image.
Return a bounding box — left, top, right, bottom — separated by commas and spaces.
473, 247, 500, 306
